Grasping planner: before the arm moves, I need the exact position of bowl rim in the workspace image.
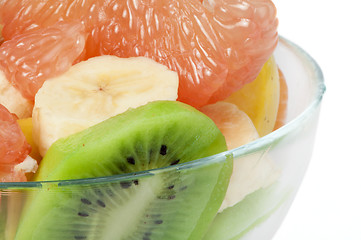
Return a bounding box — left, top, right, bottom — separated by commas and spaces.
0, 36, 326, 189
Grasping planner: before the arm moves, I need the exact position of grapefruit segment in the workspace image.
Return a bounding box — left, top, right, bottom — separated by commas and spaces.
0, 21, 86, 101
0, 0, 278, 108
206, 0, 279, 104
87, 0, 278, 107
0, 70, 34, 119
0, 104, 31, 182
0, 170, 27, 182
0, 0, 104, 40
85, 1, 229, 107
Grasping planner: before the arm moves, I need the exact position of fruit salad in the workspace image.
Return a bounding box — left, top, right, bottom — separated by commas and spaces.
0, 0, 325, 239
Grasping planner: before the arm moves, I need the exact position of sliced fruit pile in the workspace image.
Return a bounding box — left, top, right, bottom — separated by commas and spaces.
0, 0, 290, 239
32, 56, 179, 156
0, 0, 278, 108
15, 101, 232, 240
200, 102, 280, 212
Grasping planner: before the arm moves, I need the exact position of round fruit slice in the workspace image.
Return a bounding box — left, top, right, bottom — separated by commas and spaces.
200, 102, 280, 212
0, 104, 31, 182
15, 101, 232, 240
200, 102, 259, 150
1, 0, 278, 107
203, 183, 290, 240
225, 56, 280, 137
33, 55, 179, 156
0, 21, 86, 100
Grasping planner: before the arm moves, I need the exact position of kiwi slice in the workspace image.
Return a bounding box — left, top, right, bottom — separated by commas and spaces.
203, 183, 291, 240
15, 101, 232, 240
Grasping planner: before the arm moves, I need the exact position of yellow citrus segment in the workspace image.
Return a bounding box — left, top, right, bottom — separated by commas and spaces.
224, 56, 280, 137
17, 118, 42, 162
274, 68, 288, 130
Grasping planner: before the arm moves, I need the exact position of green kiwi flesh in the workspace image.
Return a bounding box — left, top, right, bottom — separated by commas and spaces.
202, 183, 290, 240
15, 101, 232, 240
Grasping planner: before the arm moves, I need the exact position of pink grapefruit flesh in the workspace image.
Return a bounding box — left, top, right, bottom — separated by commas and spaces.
0, 104, 31, 182
0, 0, 278, 108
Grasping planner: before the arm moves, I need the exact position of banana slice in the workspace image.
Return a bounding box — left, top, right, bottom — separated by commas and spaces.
33, 56, 179, 156
201, 102, 259, 150
0, 70, 33, 118
200, 102, 280, 212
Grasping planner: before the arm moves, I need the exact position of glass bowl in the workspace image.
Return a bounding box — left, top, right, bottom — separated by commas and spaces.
0, 37, 325, 240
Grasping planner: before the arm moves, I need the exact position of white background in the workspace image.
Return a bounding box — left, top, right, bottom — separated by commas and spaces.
273, 0, 361, 239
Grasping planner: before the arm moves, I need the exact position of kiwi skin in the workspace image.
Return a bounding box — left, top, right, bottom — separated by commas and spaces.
14, 101, 232, 240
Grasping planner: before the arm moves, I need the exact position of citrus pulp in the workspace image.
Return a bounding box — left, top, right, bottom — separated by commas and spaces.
0, 22, 86, 100
0, 0, 278, 107
0, 104, 31, 182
